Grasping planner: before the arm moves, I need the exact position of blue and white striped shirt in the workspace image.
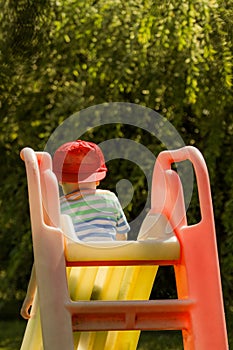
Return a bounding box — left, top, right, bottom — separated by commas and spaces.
60, 189, 130, 241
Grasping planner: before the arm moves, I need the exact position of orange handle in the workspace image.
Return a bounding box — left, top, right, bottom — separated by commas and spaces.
155, 146, 213, 225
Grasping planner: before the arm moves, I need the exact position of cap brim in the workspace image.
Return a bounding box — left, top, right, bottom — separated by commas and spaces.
57, 170, 107, 183
77, 171, 107, 183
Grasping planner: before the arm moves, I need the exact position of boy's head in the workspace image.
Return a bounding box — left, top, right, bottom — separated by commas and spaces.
53, 140, 107, 184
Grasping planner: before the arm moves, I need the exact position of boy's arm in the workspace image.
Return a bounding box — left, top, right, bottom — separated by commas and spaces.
115, 203, 130, 241
116, 232, 127, 240
20, 263, 37, 319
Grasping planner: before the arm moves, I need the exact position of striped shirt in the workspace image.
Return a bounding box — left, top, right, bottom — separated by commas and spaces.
60, 189, 130, 241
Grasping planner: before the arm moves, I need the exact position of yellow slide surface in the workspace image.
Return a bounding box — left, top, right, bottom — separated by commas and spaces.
21, 265, 158, 350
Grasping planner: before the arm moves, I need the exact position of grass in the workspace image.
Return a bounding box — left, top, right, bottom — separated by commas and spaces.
138, 331, 183, 349
0, 320, 26, 350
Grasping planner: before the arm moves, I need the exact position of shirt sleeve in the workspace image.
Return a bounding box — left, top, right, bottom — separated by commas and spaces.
114, 196, 130, 234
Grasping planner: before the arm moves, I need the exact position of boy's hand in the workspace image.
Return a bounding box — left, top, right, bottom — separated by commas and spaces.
116, 233, 127, 241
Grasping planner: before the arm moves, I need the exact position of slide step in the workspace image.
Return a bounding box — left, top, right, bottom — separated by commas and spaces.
66, 299, 195, 331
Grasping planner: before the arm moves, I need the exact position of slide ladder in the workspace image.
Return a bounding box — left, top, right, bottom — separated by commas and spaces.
20, 146, 228, 350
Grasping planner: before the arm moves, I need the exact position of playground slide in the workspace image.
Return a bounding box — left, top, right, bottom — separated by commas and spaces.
20, 146, 229, 350
20, 147, 162, 350
21, 264, 157, 350
71, 264, 158, 350
20, 292, 42, 350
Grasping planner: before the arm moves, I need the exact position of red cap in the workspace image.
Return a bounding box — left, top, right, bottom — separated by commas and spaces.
53, 140, 107, 183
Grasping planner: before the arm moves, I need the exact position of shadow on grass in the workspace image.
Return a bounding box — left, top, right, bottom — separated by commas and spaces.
138, 331, 183, 350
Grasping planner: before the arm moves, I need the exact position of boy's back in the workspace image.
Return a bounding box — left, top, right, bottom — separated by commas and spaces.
60, 188, 130, 241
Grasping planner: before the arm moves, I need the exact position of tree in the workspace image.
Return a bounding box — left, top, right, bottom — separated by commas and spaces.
0, 0, 232, 325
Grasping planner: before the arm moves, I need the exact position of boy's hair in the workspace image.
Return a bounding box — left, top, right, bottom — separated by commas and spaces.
53, 140, 107, 183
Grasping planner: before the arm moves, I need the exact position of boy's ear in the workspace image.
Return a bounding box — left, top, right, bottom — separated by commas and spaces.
96, 181, 100, 186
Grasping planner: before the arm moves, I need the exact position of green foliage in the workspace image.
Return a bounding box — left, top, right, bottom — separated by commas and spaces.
0, 0, 232, 331
0, 320, 26, 349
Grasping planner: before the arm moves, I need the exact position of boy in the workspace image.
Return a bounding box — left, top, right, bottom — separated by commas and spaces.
20, 140, 130, 319
54, 139, 129, 241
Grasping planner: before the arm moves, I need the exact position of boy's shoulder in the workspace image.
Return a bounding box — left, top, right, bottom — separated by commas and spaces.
95, 189, 117, 198
60, 189, 118, 205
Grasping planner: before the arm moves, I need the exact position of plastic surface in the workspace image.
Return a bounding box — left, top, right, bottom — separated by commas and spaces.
20, 147, 160, 350
64, 212, 180, 265
20, 146, 228, 350
152, 147, 229, 349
